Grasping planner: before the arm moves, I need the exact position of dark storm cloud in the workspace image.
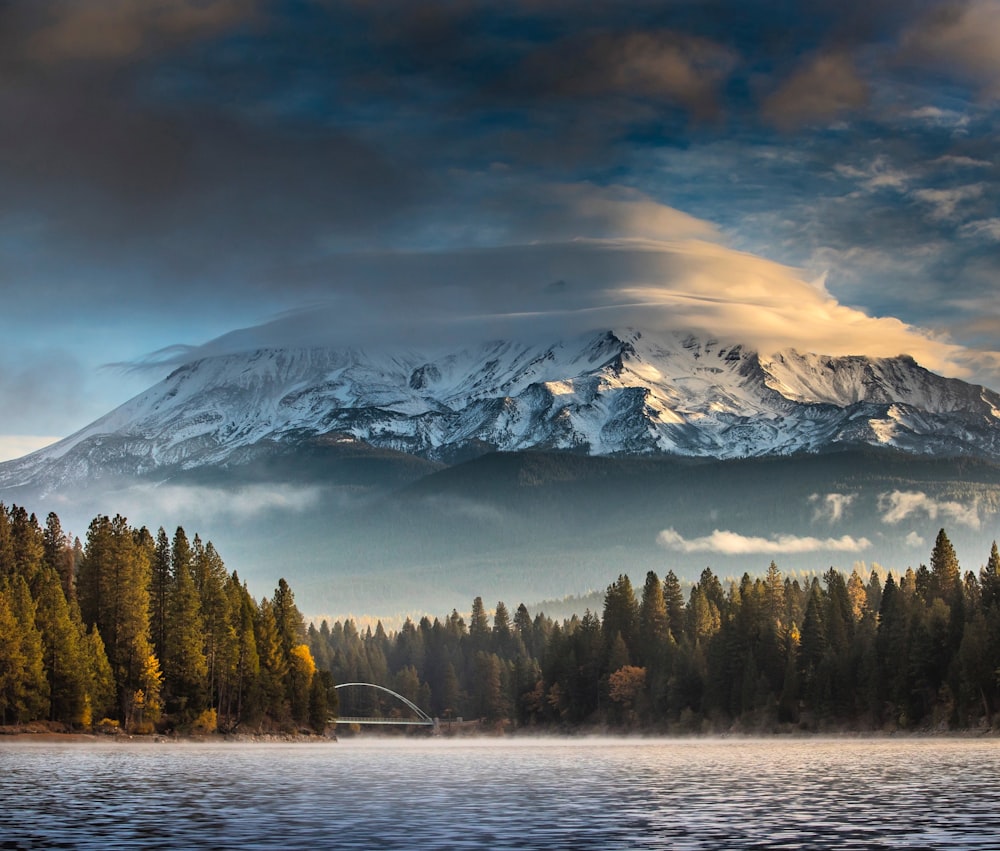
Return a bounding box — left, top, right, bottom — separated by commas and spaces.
760, 52, 870, 128
499, 29, 738, 116
899, 2, 1000, 99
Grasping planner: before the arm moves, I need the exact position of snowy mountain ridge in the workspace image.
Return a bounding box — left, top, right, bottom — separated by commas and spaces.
3, 328, 1000, 493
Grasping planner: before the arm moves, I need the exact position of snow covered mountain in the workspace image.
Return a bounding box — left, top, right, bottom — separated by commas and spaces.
3, 329, 1000, 494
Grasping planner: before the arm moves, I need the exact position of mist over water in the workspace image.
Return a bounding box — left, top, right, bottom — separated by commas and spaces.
2, 738, 999, 849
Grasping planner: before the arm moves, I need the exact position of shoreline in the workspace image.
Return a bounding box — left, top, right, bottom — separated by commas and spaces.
2, 724, 997, 744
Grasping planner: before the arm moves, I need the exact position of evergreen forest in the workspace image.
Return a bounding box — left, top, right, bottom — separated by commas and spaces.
2, 501, 1000, 734
0, 505, 332, 733
311, 529, 1000, 733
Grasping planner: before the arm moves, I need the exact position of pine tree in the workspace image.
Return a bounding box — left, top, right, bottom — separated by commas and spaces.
229, 578, 261, 725
846, 569, 867, 622
196, 541, 234, 715
9, 507, 44, 586
929, 528, 961, 605
492, 601, 512, 655
272, 578, 305, 656
7, 575, 49, 722
0, 588, 27, 725
308, 669, 334, 733
77, 515, 155, 715
469, 596, 490, 652
33, 567, 85, 724
764, 561, 784, 630
514, 603, 533, 655
639, 571, 670, 664
980, 541, 1000, 609
687, 585, 721, 644
662, 569, 686, 643
0, 505, 14, 582
42, 512, 75, 601
472, 651, 505, 722
79, 625, 115, 725
149, 528, 171, 663
602, 574, 638, 661
798, 581, 828, 710
165, 538, 207, 717
255, 598, 288, 721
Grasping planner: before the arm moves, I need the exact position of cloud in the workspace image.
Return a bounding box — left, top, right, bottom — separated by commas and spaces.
905, 531, 926, 548
762, 52, 870, 129
657, 528, 872, 555
834, 157, 914, 192
809, 492, 856, 523
24, 0, 258, 63
913, 184, 987, 221
906, 106, 971, 129
933, 154, 992, 168
900, 1, 1000, 99
116, 183, 995, 389
959, 218, 1000, 241
879, 489, 981, 529
506, 30, 737, 115
128, 483, 325, 522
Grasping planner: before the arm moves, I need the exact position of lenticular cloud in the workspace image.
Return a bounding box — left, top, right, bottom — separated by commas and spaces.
657, 528, 871, 555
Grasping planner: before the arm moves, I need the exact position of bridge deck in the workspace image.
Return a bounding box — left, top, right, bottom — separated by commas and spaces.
334, 716, 435, 726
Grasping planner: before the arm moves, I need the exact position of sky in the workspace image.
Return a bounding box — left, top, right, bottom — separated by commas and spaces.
2, 0, 1000, 461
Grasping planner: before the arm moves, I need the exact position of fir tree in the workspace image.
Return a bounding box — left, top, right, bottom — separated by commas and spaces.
7, 576, 48, 722
165, 537, 207, 717
662, 569, 686, 643
930, 528, 961, 605
33, 567, 85, 724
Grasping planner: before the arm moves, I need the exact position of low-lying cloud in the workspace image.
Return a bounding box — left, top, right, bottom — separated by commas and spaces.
129, 483, 326, 523
657, 527, 872, 555
809, 492, 856, 523
879, 489, 981, 529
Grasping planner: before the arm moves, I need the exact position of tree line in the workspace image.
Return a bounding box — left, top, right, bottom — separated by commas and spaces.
4, 499, 999, 734
0, 504, 333, 733
310, 528, 1000, 731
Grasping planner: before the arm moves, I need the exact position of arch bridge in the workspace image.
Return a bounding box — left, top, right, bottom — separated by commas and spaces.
332, 682, 436, 728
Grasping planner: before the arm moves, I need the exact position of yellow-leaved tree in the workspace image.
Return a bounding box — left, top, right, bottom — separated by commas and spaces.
288, 643, 316, 725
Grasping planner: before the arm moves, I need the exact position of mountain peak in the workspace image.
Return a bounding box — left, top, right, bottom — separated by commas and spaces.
2, 328, 999, 494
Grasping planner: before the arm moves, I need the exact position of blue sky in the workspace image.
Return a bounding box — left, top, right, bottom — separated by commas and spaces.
2, 0, 999, 460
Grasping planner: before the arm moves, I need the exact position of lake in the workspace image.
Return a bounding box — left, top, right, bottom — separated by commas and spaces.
1, 737, 998, 849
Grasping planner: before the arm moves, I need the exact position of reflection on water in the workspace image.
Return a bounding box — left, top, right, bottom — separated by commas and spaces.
1, 737, 998, 849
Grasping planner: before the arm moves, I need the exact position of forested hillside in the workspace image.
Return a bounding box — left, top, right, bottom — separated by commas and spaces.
0, 504, 332, 733
3, 500, 999, 734
310, 529, 1000, 732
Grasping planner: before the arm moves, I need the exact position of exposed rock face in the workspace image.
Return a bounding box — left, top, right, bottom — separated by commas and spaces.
3, 328, 999, 494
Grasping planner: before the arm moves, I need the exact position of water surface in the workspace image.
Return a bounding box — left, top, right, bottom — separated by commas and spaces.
2, 737, 998, 849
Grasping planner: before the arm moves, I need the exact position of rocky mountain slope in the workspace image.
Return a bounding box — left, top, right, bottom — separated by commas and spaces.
3, 329, 1000, 496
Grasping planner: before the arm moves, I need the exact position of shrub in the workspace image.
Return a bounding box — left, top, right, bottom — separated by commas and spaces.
192, 708, 218, 734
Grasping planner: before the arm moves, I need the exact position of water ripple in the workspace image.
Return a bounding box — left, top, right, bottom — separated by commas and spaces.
1, 738, 998, 849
